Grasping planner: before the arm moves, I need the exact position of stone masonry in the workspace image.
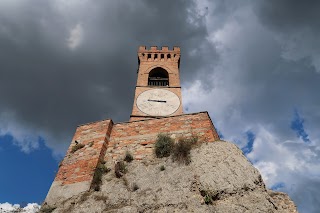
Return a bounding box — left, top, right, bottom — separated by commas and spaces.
44, 112, 220, 205
106, 111, 219, 162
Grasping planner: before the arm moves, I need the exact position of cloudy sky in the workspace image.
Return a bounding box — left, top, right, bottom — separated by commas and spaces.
0, 0, 319, 212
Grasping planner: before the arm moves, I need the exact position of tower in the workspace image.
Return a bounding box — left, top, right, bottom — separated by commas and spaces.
44, 46, 220, 207
130, 46, 183, 121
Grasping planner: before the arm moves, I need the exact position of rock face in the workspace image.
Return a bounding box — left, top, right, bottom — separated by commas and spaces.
44, 141, 297, 213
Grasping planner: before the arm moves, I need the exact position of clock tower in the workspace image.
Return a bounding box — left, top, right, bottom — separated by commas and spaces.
130, 46, 183, 121
44, 45, 221, 206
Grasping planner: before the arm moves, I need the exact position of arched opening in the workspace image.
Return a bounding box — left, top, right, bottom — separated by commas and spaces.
148, 67, 169, 86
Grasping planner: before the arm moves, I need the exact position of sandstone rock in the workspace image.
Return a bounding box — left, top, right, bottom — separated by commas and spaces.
45, 141, 297, 213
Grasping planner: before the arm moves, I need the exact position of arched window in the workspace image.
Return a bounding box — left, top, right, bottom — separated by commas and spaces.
148, 67, 169, 86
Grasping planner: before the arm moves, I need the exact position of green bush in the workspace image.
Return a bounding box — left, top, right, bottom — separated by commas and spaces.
115, 161, 127, 178
71, 143, 85, 153
160, 165, 165, 171
154, 134, 174, 158
91, 163, 110, 191
132, 182, 139, 191
200, 190, 213, 205
124, 151, 133, 162
172, 138, 193, 165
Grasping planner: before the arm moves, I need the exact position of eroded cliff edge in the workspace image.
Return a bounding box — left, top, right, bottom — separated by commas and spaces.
43, 141, 297, 213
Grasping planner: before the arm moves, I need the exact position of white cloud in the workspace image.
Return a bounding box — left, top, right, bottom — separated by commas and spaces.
254, 161, 278, 184
188, 1, 320, 212
0, 111, 40, 153
0, 202, 40, 213
67, 23, 83, 50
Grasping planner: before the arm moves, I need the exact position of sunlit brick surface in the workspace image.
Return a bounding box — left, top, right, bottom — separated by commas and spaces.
54, 112, 219, 186
130, 46, 183, 121
54, 120, 112, 185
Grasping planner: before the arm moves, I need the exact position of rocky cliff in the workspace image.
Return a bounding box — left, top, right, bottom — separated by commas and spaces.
42, 141, 297, 213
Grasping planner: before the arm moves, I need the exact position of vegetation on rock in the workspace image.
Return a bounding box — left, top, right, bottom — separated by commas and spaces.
71, 143, 85, 153
155, 134, 199, 165
91, 162, 110, 191
154, 133, 174, 158
172, 137, 197, 165
115, 161, 127, 178
40, 205, 56, 213
124, 151, 134, 162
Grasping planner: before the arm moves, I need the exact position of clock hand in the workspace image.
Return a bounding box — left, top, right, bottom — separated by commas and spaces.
147, 99, 167, 103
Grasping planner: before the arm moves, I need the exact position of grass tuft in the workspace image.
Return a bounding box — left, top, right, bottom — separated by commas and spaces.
124, 151, 134, 162
91, 163, 110, 191
115, 161, 127, 178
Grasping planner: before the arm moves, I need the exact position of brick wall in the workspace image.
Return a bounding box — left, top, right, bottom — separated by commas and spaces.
105, 112, 219, 162
136, 46, 180, 88
45, 112, 219, 205
54, 119, 112, 185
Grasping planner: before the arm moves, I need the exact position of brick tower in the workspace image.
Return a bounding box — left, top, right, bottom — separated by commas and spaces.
130, 46, 183, 121
44, 46, 220, 206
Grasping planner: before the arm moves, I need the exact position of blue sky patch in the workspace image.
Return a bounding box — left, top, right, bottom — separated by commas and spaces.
0, 134, 58, 204
242, 131, 255, 155
271, 182, 286, 191
290, 110, 310, 143
217, 129, 224, 139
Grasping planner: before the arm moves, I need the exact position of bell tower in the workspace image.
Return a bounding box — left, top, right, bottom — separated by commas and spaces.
44, 45, 221, 207
130, 46, 183, 121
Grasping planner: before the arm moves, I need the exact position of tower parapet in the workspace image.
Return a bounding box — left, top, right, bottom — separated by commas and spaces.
138, 46, 180, 62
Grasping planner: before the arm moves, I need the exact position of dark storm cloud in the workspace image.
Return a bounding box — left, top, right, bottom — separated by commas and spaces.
254, 0, 320, 32
0, 0, 217, 151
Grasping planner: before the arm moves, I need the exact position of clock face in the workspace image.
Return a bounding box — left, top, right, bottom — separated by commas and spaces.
136, 89, 180, 116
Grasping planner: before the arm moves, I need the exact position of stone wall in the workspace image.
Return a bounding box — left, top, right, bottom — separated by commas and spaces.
105, 112, 219, 162
44, 112, 220, 205
45, 119, 112, 205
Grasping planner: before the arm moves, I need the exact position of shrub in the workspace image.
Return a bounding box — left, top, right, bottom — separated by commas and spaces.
91, 163, 110, 191
71, 143, 85, 153
115, 161, 127, 178
188, 135, 199, 145
132, 182, 139, 191
124, 151, 133, 162
172, 138, 193, 165
200, 190, 213, 205
160, 165, 165, 171
40, 205, 56, 213
154, 134, 174, 158
204, 193, 213, 204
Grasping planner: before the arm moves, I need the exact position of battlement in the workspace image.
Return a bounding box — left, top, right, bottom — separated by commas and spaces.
138, 46, 180, 52
138, 46, 180, 62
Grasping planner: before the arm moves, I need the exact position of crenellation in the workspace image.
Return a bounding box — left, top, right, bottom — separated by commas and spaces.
173, 46, 180, 51
138, 52, 180, 62
150, 46, 157, 50
161, 46, 168, 51
138, 45, 180, 53
139, 45, 146, 51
